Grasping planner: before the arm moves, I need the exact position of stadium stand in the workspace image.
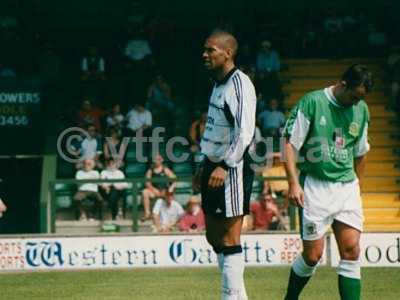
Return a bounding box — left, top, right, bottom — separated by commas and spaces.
282, 58, 400, 231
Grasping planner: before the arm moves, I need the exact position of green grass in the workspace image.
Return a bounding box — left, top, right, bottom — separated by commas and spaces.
0, 267, 399, 300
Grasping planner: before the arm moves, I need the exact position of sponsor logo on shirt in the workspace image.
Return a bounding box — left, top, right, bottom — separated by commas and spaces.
349, 122, 360, 137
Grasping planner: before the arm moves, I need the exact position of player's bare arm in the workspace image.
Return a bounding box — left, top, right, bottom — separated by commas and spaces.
284, 140, 304, 207
354, 155, 367, 189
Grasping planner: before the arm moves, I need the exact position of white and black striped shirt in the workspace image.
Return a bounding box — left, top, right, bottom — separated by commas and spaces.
200, 68, 256, 168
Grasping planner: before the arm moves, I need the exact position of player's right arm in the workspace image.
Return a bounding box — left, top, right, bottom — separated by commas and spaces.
282, 94, 315, 207
284, 141, 304, 207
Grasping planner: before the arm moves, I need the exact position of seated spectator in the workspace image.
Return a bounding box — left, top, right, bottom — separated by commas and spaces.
255, 41, 282, 101
189, 111, 207, 154
77, 100, 105, 132
152, 191, 184, 232
81, 46, 106, 81
126, 102, 152, 136
262, 152, 288, 196
74, 159, 103, 221
147, 73, 174, 111
258, 98, 286, 138
103, 126, 127, 167
178, 196, 205, 232
75, 124, 103, 169
142, 154, 176, 220
106, 103, 125, 133
100, 158, 129, 220
125, 30, 153, 64
249, 192, 280, 231
256, 40, 281, 73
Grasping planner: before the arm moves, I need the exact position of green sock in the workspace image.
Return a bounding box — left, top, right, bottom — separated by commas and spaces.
338, 275, 361, 300
284, 268, 311, 300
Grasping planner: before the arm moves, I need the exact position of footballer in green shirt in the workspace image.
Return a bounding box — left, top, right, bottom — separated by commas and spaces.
283, 64, 373, 300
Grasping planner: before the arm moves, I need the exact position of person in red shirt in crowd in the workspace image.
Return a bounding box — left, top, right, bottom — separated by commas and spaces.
178, 196, 205, 232
249, 191, 280, 230
77, 99, 105, 132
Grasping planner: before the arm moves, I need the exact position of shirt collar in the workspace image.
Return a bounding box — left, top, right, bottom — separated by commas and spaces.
215, 67, 237, 86
324, 86, 343, 107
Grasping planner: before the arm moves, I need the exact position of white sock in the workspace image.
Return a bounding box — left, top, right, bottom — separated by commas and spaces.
337, 259, 361, 279
292, 254, 317, 277
221, 252, 247, 300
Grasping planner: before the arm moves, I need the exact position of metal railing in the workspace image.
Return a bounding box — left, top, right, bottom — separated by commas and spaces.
48, 176, 294, 234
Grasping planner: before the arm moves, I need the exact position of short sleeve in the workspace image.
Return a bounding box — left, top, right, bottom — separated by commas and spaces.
354, 103, 370, 157
282, 95, 315, 151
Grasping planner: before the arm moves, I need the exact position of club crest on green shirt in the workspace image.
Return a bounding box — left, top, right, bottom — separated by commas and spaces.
349, 122, 360, 137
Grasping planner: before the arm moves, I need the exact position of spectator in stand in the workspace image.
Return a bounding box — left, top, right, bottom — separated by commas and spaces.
147, 73, 174, 111
100, 158, 129, 220
152, 191, 184, 232
75, 124, 103, 169
74, 159, 103, 221
142, 154, 176, 220
249, 192, 280, 231
81, 46, 106, 81
256, 40, 281, 73
106, 103, 125, 134
124, 27, 155, 103
126, 102, 152, 136
77, 99, 105, 132
258, 98, 286, 138
263, 152, 288, 198
178, 196, 205, 232
125, 29, 153, 64
256, 41, 282, 101
189, 111, 207, 154
103, 126, 127, 168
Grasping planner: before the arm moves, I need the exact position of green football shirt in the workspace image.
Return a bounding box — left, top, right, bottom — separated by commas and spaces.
283, 87, 370, 182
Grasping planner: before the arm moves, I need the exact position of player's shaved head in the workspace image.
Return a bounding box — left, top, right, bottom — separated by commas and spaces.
207, 30, 238, 57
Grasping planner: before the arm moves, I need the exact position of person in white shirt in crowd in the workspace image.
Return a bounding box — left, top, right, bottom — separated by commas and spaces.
125, 30, 152, 64
125, 102, 152, 136
106, 103, 125, 134
152, 191, 184, 233
81, 46, 106, 81
74, 159, 103, 221
75, 124, 103, 169
258, 98, 286, 138
256, 40, 281, 73
100, 158, 129, 220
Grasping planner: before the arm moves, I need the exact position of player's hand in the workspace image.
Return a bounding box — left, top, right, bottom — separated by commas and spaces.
288, 182, 305, 207
208, 167, 227, 188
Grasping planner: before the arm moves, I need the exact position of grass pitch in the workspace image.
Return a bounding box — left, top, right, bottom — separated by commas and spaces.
0, 267, 399, 300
